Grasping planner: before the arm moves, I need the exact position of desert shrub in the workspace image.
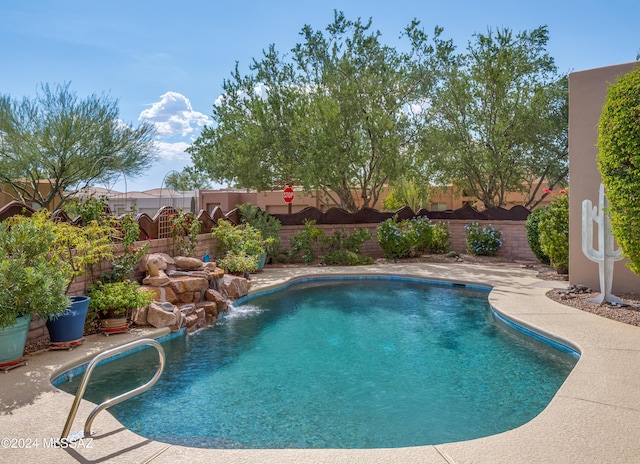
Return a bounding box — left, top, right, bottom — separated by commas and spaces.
538, 191, 569, 272
322, 250, 373, 266
597, 66, 640, 275
377, 216, 449, 259
377, 216, 414, 259
320, 227, 373, 265
325, 228, 372, 254
464, 222, 503, 256
289, 220, 326, 263
428, 222, 451, 254
238, 203, 281, 257
525, 207, 551, 265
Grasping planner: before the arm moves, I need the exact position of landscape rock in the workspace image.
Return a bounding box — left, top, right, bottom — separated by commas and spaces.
221, 275, 251, 300
141, 285, 179, 304
174, 256, 204, 270
204, 289, 229, 314
168, 276, 209, 294
146, 302, 177, 328
131, 305, 149, 325
139, 253, 174, 273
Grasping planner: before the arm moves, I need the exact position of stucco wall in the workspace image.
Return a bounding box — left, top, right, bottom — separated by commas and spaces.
568, 61, 640, 293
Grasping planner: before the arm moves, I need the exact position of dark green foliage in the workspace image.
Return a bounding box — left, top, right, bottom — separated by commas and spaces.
322, 250, 373, 266
538, 192, 569, 272
377, 216, 451, 259
238, 203, 282, 257
289, 220, 326, 263
525, 207, 551, 265
597, 66, 640, 275
0, 216, 72, 328
429, 222, 452, 254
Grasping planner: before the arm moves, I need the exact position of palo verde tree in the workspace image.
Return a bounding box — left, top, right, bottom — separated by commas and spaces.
164, 166, 213, 191
0, 82, 157, 210
423, 26, 568, 208
189, 11, 451, 212
597, 66, 640, 275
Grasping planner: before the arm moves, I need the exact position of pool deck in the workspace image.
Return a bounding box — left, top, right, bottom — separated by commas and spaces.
1, 262, 640, 463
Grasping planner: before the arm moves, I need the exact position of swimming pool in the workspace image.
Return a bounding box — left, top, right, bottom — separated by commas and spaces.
55, 276, 577, 449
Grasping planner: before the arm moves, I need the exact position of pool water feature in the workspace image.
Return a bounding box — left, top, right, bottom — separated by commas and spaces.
55, 277, 577, 449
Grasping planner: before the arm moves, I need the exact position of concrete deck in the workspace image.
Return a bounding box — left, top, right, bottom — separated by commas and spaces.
1, 262, 639, 463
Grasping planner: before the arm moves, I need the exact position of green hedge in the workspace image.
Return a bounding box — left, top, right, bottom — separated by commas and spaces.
597, 66, 640, 275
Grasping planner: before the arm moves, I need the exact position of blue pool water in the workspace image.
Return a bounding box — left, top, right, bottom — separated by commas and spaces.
55, 277, 577, 449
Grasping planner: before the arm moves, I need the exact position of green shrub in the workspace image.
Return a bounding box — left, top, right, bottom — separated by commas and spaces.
525, 207, 551, 265
217, 251, 259, 273
464, 222, 503, 256
377, 216, 450, 259
377, 216, 415, 259
538, 191, 569, 272
428, 222, 451, 254
597, 66, 640, 275
289, 220, 326, 263
322, 250, 373, 266
88, 281, 155, 317
325, 228, 372, 254
211, 220, 271, 258
238, 203, 281, 257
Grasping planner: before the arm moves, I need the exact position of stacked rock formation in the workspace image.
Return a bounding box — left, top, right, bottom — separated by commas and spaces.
135, 253, 251, 332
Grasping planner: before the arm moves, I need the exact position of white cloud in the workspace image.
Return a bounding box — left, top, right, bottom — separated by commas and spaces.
214, 82, 269, 107
140, 92, 211, 138
155, 141, 191, 161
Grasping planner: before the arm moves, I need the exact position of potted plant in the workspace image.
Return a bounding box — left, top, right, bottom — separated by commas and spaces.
41, 209, 116, 347
0, 214, 72, 365
88, 281, 155, 335
211, 220, 275, 274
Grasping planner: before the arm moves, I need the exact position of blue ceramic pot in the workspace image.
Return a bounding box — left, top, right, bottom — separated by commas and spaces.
46, 296, 90, 343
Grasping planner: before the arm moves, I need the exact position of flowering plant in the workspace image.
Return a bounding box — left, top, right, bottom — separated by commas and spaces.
101, 211, 149, 283
464, 222, 503, 256
170, 210, 201, 257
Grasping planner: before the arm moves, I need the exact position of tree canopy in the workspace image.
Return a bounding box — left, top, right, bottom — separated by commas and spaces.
423, 26, 568, 208
0, 82, 157, 210
189, 14, 568, 211
189, 11, 451, 212
164, 166, 212, 191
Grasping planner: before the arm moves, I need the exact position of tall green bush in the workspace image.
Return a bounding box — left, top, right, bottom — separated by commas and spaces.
525, 207, 551, 265
377, 216, 450, 259
538, 191, 569, 272
597, 66, 640, 275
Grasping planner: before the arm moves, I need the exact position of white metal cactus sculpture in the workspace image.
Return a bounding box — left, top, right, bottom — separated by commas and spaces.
581, 183, 624, 304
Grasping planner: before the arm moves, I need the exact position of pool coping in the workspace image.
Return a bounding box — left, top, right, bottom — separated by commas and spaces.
1, 262, 639, 463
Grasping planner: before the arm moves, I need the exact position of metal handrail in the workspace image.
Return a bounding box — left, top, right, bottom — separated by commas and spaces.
60, 338, 166, 440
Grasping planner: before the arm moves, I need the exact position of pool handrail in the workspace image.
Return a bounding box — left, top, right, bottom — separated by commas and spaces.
60, 338, 166, 441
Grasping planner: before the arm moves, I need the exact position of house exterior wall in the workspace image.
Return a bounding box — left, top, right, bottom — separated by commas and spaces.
200, 183, 558, 216
568, 61, 640, 293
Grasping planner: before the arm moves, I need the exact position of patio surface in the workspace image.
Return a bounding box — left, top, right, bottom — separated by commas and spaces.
1, 262, 639, 463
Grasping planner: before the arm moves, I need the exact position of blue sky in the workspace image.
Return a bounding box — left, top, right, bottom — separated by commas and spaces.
1, 0, 638, 192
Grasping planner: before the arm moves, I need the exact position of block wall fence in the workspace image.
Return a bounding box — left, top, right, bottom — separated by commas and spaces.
8, 200, 535, 349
